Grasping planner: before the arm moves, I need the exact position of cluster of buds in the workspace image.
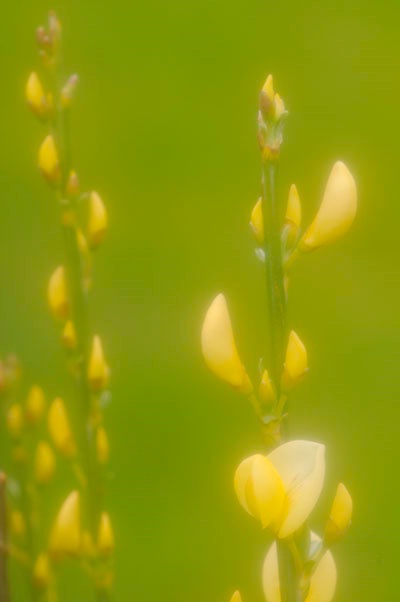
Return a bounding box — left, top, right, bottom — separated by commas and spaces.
5, 10, 116, 600
201, 75, 357, 602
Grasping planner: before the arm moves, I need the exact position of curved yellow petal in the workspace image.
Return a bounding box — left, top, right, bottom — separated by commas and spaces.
49, 491, 81, 557
281, 330, 308, 390
262, 533, 336, 602
250, 198, 264, 244
201, 294, 252, 394
234, 454, 286, 529
268, 440, 325, 538
301, 161, 357, 251
325, 482, 353, 545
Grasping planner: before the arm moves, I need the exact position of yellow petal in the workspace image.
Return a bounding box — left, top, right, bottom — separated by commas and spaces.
26, 72, 48, 118
96, 426, 110, 464
10, 511, 26, 537
201, 294, 252, 394
250, 198, 264, 244
38, 135, 61, 184
97, 512, 115, 556
33, 553, 51, 589
324, 482, 353, 545
230, 592, 242, 602
281, 330, 308, 390
268, 440, 325, 538
6, 404, 24, 438
61, 320, 77, 350
47, 398, 76, 458
49, 491, 81, 557
301, 161, 357, 251
285, 184, 301, 231
88, 335, 110, 391
34, 441, 56, 484
48, 266, 69, 320
26, 385, 46, 424
234, 454, 286, 529
88, 191, 108, 248
262, 533, 336, 602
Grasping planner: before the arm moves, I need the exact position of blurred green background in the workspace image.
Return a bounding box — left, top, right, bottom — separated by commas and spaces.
1, 0, 399, 600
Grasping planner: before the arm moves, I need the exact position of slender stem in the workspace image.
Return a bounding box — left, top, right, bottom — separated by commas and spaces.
277, 540, 303, 602
0, 473, 10, 602
261, 161, 287, 392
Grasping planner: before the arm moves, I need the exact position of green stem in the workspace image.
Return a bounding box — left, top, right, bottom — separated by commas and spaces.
277, 540, 303, 602
261, 161, 287, 392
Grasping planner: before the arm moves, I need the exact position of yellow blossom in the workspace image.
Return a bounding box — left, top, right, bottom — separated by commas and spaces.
281, 330, 308, 390
26, 385, 46, 424
38, 135, 61, 184
88, 335, 110, 391
10, 511, 26, 537
250, 197, 264, 244
97, 512, 115, 556
235, 440, 325, 538
96, 426, 110, 464
49, 490, 81, 557
324, 482, 353, 545
301, 161, 357, 251
48, 266, 69, 320
263, 533, 336, 602
259, 369, 276, 404
61, 320, 77, 350
47, 397, 76, 458
201, 294, 252, 394
33, 554, 51, 589
88, 191, 108, 248
34, 441, 56, 484
25, 72, 48, 118
6, 404, 24, 438
230, 592, 242, 602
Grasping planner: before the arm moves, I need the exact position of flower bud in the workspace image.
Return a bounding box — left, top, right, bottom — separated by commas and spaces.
49, 491, 81, 557
325, 483, 353, 545
47, 398, 76, 458
281, 330, 308, 390
201, 294, 253, 394
88, 191, 108, 248
250, 198, 263, 244
33, 554, 51, 590
61, 320, 77, 350
38, 135, 61, 184
284, 184, 301, 246
88, 336, 110, 391
26, 385, 46, 424
260, 74, 275, 119
10, 510, 26, 537
301, 161, 357, 251
60, 74, 79, 108
6, 404, 24, 438
25, 72, 49, 119
230, 592, 242, 602
97, 512, 115, 556
273, 93, 286, 121
34, 441, 56, 484
48, 266, 69, 320
66, 170, 80, 197
96, 426, 110, 464
81, 530, 96, 558
258, 370, 276, 404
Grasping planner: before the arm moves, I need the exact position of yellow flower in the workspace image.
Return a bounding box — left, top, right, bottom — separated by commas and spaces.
260, 74, 275, 118
281, 330, 308, 390
47, 398, 76, 458
26, 385, 46, 424
38, 135, 61, 184
201, 294, 252, 394
88, 191, 108, 248
25, 72, 48, 119
34, 441, 56, 484
6, 404, 24, 438
97, 512, 115, 556
250, 198, 264, 244
96, 426, 110, 464
88, 335, 110, 391
301, 161, 357, 251
235, 440, 325, 538
48, 266, 69, 320
33, 554, 51, 589
230, 592, 242, 602
61, 320, 77, 350
324, 482, 353, 545
10, 510, 26, 537
284, 184, 301, 245
49, 491, 81, 557
263, 533, 336, 602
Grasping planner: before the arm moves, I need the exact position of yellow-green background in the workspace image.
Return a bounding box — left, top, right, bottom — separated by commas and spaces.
1, 0, 398, 600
